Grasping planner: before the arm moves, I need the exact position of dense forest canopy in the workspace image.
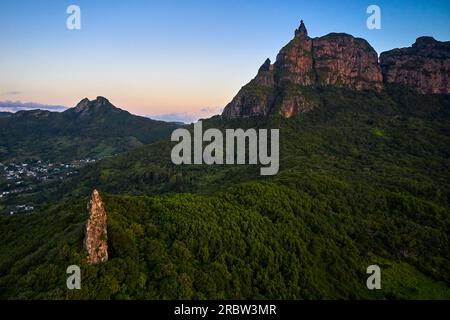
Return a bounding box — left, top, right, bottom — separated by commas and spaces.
0, 87, 449, 299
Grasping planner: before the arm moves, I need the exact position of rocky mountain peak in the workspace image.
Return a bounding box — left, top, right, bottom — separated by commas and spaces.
72, 98, 92, 113
222, 20, 384, 119
258, 58, 272, 73
84, 189, 108, 264
74, 96, 111, 111
68, 96, 124, 119
295, 20, 308, 38
76, 98, 90, 108
94, 96, 110, 106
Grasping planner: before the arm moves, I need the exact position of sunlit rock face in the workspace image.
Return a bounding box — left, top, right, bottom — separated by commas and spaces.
84, 189, 108, 264
380, 37, 450, 94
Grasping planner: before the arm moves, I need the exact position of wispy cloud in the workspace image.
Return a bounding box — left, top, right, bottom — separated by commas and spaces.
4, 91, 22, 95
0, 101, 67, 113
200, 106, 223, 114
148, 106, 223, 124
148, 112, 196, 124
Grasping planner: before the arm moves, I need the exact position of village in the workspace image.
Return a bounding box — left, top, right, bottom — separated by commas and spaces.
0, 159, 96, 215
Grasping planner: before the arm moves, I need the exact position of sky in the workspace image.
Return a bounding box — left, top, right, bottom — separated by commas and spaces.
1, 0, 449, 122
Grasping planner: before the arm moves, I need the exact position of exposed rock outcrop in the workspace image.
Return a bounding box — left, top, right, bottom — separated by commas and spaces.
312, 33, 383, 90
276, 23, 383, 90
380, 37, 450, 94
84, 190, 108, 264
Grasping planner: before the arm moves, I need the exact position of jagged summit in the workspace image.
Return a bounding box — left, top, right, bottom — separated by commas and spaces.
94, 96, 111, 105
295, 20, 308, 38
73, 98, 90, 111
73, 96, 112, 111
65, 96, 127, 118
258, 58, 272, 73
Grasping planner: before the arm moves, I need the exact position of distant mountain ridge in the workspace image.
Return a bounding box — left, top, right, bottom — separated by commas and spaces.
222, 21, 450, 119
0, 97, 181, 162
0, 100, 67, 113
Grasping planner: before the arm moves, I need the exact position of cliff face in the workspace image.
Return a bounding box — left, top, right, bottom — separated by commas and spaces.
380, 37, 450, 94
275, 23, 383, 90
84, 190, 108, 264
222, 21, 383, 119
312, 34, 383, 90
222, 21, 449, 119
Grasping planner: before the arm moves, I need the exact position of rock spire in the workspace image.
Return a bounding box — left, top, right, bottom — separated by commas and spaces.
84, 190, 108, 264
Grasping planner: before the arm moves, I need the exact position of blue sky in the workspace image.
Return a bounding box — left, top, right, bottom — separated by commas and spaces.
0, 0, 449, 122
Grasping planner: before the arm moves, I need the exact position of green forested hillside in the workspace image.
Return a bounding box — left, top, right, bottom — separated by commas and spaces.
0, 97, 181, 162
0, 179, 448, 299
61, 87, 450, 204
0, 87, 449, 299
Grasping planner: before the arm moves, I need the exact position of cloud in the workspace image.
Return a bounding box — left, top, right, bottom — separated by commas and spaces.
200, 106, 223, 114
0, 101, 67, 113
148, 106, 223, 124
148, 112, 197, 124
4, 91, 22, 95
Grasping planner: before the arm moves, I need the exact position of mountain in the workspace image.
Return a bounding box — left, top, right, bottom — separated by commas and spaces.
222, 21, 382, 119
222, 21, 449, 119
0, 97, 181, 162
